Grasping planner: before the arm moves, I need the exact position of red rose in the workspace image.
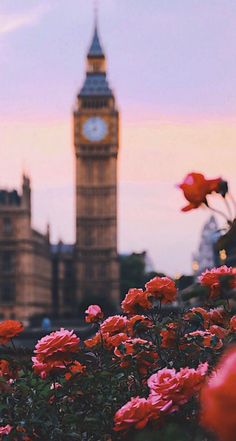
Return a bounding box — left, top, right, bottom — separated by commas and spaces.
201, 347, 236, 441
0, 320, 24, 344
145, 277, 177, 304
199, 266, 236, 299
178, 172, 223, 212
85, 305, 103, 323
121, 289, 152, 315
100, 315, 127, 336
32, 328, 80, 377
114, 396, 152, 431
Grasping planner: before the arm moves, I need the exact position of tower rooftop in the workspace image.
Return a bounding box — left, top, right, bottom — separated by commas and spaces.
88, 25, 104, 58
79, 72, 112, 97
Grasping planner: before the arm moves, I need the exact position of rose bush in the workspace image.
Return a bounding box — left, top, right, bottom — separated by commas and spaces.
0, 272, 235, 440
0, 172, 235, 440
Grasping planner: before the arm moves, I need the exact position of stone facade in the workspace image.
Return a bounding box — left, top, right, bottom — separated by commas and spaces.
0, 176, 52, 323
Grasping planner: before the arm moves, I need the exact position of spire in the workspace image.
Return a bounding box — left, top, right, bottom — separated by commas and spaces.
78, 6, 113, 98
87, 3, 104, 58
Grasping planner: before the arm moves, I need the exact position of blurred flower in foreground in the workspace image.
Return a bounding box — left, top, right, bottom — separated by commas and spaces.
201, 346, 236, 441
178, 172, 224, 212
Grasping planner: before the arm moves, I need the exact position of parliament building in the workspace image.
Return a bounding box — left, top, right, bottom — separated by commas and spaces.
0, 23, 120, 322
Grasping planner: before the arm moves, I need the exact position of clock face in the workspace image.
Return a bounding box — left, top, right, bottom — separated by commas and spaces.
82, 116, 108, 142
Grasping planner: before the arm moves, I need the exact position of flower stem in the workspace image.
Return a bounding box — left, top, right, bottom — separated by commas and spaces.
207, 204, 231, 224
224, 196, 233, 222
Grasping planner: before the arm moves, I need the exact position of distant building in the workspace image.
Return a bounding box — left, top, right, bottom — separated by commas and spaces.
0, 20, 119, 321
0, 176, 51, 321
192, 216, 220, 276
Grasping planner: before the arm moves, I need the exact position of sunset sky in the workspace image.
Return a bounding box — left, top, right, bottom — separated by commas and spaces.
1, 0, 236, 275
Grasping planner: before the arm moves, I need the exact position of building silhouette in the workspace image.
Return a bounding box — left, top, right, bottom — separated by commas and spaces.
0, 21, 119, 322
192, 216, 220, 276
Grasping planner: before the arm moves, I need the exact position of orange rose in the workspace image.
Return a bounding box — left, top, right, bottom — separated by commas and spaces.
84, 331, 101, 349
127, 315, 152, 337
65, 361, 86, 380
201, 347, 236, 441
104, 333, 128, 349
0, 359, 18, 380
178, 172, 223, 212
0, 320, 24, 344
121, 289, 152, 315
145, 276, 177, 304
100, 315, 127, 336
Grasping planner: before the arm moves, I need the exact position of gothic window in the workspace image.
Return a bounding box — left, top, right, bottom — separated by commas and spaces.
3, 217, 12, 234
2, 251, 13, 273
84, 228, 93, 246
1, 282, 15, 303
85, 264, 94, 279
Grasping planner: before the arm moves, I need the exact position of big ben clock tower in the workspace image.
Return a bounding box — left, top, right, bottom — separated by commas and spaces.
74, 21, 120, 309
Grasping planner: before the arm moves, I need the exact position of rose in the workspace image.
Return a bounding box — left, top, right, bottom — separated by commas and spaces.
127, 315, 152, 337
100, 315, 127, 336
32, 328, 80, 377
0, 359, 18, 380
0, 320, 24, 344
148, 364, 208, 409
114, 397, 152, 431
201, 347, 236, 441
186, 330, 223, 350
65, 361, 86, 380
121, 289, 152, 314
178, 172, 223, 212
145, 276, 177, 304
199, 266, 236, 299
184, 307, 210, 328
85, 305, 103, 323
160, 323, 177, 348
